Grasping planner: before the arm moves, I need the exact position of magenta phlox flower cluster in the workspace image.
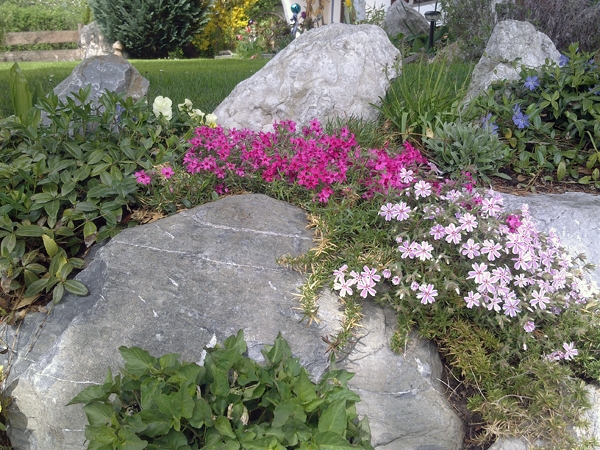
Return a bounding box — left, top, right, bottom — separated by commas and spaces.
182, 120, 428, 202
134, 165, 175, 186
332, 178, 597, 361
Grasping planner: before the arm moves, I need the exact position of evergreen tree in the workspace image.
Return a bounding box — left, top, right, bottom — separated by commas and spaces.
89, 0, 212, 58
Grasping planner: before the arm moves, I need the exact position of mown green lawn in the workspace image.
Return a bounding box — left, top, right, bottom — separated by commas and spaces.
0, 58, 269, 118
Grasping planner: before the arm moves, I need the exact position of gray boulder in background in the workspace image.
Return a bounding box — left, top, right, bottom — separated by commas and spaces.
464, 20, 561, 103
2, 194, 463, 450
213, 24, 400, 132
78, 21, 113, 60
383, 1, 430, 41
53, 54, 148, 106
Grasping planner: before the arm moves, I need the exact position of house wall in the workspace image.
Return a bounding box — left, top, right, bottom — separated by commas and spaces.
280, 0, 439, 24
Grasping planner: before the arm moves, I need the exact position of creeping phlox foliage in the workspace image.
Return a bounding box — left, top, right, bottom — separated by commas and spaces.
180, 119, 428, 203
331, 172, 600, 445
69, 330, 374, 450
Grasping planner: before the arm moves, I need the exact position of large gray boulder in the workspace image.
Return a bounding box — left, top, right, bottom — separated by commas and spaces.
464, 20, 561, 103
53, 54, 148, 106
501, 192, 600, 286
383, 1, 430, 40
78, 21, 113, 60
213, 24, 400, 132
495, 192, 600, 449
2, 194, 463, 450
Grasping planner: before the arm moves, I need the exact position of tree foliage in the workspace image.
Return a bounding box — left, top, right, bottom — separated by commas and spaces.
89, 0, 212, 58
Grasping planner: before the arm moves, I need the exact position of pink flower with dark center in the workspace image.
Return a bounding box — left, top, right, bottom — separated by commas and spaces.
135, 170, 152, 185
161, 166, 174, 179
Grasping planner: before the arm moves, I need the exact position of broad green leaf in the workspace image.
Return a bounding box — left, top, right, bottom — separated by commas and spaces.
24, 277, 48, 297
42, 234, 59, 257
116, 427, 148, 450
272, 399, 307, 428
189, 398, 213, 428
75, 201, 100, 212
137, 409, 172, 437
84, 425, 118, 446
318, 400, 347, 435
83, 402, 116, 427
119, 346, 158, 377
146, 428, 189, 450
312, 431, 356, 450
52, 282, 65, 304
215, 415, 236, 439
15, 224, 45, 237
67, 383, 111, 405
84, 221, 98, 239
63, 279, 89, 296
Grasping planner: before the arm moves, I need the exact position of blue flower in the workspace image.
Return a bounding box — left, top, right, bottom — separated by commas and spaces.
512, 105, 530, 129
115, 104, 125, 122
481, 113, 498, 134
559, 54, 570, 67
524, 75, 540, 91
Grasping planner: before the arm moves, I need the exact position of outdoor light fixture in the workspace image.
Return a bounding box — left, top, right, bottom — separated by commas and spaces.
424, 10, 442, 51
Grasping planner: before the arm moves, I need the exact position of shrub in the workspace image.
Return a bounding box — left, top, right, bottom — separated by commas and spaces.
439, 0, 497, 61
192, 0, 259, 56
466, 43, 600, 187
68, 330, 374, 449
89, 0, 212, 58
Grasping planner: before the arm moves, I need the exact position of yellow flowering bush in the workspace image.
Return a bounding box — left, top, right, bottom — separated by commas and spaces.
193, 0, 259, 54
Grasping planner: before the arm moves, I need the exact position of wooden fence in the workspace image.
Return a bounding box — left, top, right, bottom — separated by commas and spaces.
1, 27, 82, 63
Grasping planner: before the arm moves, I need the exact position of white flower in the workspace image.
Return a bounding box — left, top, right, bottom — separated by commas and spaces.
189, 109, 205, 120
153, 96, 172, 121
178, 98, 193, 112
205, 113, 218, 127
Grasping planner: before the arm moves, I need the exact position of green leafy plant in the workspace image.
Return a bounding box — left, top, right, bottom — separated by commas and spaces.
466, 43, 600, 187
89, 0, 212, 58
68, 330, 373, 450
422, 120, 511, 183
0, 88, 201, 317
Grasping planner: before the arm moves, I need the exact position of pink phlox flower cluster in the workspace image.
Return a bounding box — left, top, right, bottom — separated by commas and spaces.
545, 342, 579, 361
379, 201, 412, 221
332, 265, 381, 298
183, 121, 428, 203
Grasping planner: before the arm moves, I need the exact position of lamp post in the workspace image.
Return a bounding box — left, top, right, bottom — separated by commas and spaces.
424, 10, 442, 51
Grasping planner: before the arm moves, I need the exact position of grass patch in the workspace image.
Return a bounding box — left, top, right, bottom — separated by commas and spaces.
0, 58, 268, 118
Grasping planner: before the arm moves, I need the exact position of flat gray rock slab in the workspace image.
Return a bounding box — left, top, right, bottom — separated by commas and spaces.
3, 194, 463, 449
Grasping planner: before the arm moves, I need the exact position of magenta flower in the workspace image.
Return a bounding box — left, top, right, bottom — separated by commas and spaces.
135, 170, 152, 185
161, 166, 175, 179
506, 214, 522, 232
